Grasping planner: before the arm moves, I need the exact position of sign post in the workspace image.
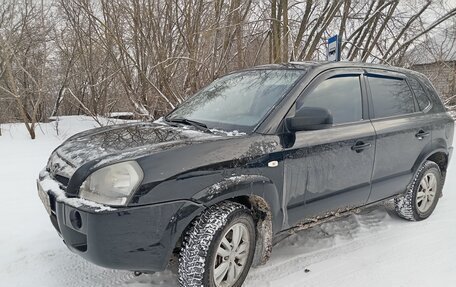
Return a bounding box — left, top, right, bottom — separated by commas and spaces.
327, 35, 341, 61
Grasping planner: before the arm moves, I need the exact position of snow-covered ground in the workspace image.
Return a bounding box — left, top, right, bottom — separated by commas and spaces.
0, 116, 455, 287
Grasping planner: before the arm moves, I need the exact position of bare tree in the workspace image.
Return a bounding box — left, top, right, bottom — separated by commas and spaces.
0, 0, 51, 139
2, 0, 456, 139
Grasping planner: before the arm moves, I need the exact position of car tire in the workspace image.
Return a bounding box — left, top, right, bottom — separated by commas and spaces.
178, 201, 256, 287
391, 161, 443, 221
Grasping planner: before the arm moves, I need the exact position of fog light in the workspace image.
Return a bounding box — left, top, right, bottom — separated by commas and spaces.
70, 210, 82, 229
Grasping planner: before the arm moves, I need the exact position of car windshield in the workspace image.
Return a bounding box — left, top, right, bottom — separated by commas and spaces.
166, 69, 306, 133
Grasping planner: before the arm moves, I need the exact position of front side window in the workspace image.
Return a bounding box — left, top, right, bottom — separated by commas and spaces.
368, 76, 416, 118
166, 69, 306, 132
296, 75, 363, 124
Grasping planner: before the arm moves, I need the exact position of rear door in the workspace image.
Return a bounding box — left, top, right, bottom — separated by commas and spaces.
366, 71, 433, 202
282, 69, 376, 227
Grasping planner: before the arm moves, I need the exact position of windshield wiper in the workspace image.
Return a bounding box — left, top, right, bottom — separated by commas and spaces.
166, 117, 212, 133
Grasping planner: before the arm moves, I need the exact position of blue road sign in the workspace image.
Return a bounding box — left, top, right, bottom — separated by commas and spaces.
327, 35, 340, 61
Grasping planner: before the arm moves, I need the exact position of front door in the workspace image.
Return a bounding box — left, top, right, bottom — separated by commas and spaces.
281, 70, 376, 227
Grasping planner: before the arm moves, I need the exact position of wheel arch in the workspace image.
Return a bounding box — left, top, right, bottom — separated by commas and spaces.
412, 137, 449, 177
168, 176, 282, 268
191, 174, 283, 233
414, 149, 449, 175
426, 151, 449, 175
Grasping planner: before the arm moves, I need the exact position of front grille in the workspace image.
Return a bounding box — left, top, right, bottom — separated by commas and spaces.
54, 174, 70, 188
49, 193, 57, 213
47, 151, 76, 177
47, 151, 75, 191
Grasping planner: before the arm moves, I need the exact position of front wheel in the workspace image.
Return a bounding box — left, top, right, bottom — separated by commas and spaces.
178, 201, 256, 287
391, 161, 443, 221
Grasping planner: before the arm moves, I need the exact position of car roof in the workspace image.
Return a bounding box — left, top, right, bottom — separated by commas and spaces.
251, 61, 418, 75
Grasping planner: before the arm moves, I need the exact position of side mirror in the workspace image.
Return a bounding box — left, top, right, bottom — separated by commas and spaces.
286, 107, 333, 131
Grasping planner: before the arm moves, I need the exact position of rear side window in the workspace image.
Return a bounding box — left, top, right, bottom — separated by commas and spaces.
368, 76, 415, 118
408, 77, 431, 111
296, 75, 362, 124
416, 74, 446, 113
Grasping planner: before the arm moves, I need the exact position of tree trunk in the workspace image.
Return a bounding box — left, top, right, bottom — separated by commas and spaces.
282, 0, 288, 62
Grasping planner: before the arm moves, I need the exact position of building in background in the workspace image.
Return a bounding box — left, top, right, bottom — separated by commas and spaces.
407, 23, 456, 106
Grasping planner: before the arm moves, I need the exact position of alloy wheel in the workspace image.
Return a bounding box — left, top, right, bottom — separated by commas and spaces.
416, 172, 437, 213
213, 222, 250, 286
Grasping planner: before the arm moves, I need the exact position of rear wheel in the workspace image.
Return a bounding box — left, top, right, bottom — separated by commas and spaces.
178, 201, 256, 287
391, 161, 442, 221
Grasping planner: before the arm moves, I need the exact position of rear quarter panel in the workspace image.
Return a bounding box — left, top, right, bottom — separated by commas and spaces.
430, 112, 454, 157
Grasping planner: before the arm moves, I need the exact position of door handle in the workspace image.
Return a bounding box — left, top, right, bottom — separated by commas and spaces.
351, 141, 372, 153
415, 130, 430, 140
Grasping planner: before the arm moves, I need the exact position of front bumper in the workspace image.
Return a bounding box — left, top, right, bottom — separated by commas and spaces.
38, 174, 204, 272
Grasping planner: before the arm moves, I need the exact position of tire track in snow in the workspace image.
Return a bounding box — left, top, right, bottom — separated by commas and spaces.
243, 207, 394, 285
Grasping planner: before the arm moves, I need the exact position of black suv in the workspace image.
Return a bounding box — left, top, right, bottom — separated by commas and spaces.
38, 62, 454, 287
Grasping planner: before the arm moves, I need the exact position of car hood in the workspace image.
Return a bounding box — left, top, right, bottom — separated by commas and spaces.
47, 122, 221, 179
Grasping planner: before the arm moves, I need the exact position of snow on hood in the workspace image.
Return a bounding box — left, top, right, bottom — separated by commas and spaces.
47, 122, 221, 177
154, 117, 247, 137
209, 128, 246, 137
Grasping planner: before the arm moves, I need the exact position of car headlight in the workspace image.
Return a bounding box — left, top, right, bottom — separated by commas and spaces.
79, 161, 144, 206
